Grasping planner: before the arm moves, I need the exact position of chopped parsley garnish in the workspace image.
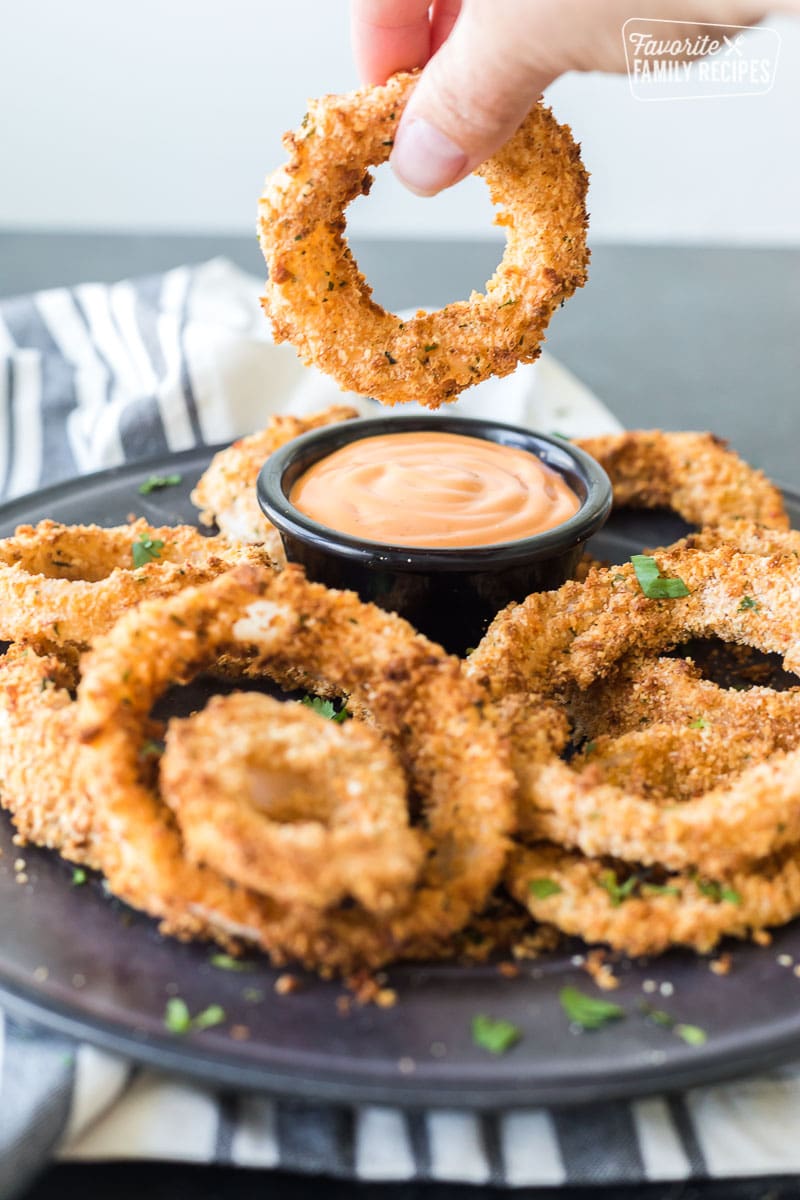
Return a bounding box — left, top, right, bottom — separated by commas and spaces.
72, 868, 87, 886
138, 473, 182, 495
675, 1023, 707, 1046
301, 695, 349, 723
132, 535, 165, 568
689, 717, 708, 730
210, 954, 253, 972
164, 998, 225, 1035
139, 739, 165, 760
739, 595, 760, 612
639, 1002, 707, 1046
423, 343, 438, 352
497, 297, 517, 309
641, 882, 681, 898
599, 869, 638, 907
560, 986, 624, 1030
471, 1014, 522, 1054
631, 555, 690, 599
695, 878, 742, 905
529, 878, 563, 900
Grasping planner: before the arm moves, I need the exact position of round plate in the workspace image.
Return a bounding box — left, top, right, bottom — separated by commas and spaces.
1, 448, 799, 1110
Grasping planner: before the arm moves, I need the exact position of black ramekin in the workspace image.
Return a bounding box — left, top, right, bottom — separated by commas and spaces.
257, 415, 612, 655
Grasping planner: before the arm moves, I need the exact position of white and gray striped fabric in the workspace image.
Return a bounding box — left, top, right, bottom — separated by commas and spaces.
2, 258, 791, 1195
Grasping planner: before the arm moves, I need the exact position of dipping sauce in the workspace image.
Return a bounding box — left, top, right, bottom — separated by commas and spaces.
289, 431, 581, 548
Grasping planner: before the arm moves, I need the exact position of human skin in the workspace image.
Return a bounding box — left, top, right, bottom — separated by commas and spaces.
351, 0, 800, 195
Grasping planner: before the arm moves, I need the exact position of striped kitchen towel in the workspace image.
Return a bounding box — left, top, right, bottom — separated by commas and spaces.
1, 255, 774, 1196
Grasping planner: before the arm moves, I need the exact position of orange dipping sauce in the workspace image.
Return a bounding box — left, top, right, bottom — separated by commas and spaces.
289, 431, 581, 549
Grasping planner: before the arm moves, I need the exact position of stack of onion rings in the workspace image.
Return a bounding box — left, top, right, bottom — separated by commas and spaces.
75, 563, 515, 971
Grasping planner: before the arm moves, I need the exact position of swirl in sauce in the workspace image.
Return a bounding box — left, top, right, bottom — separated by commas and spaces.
289, 431, 580, 549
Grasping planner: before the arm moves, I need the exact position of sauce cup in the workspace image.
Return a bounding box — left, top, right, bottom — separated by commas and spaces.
257, 415, 612, 655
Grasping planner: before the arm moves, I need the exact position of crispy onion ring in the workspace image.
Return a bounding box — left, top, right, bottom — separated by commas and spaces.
0, 647, 97, 866
0, 520, 265, 656
469, 546, 800, 878
468, 543, 800, 697
259, 73, 589, 408
569, 655, 800, 745
160, 691, 426, 914
507, 843, 800, 957
192, 405, 358, 556
76, 564, 515, 971
575, 431, 788, 530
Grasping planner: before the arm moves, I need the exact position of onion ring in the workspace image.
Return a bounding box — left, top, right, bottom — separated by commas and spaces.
0, 519, 266, 656
0, 647, 96, 866
76, 563, 515, 971
468, 543, 800, 697
469, 546, 800, 876
259, 73, 589, 408
507, 843, 800, 956
569, 654, 800, 745
575, 431, 788, 530
192, 405, 358, 556
160, 691, 426, 914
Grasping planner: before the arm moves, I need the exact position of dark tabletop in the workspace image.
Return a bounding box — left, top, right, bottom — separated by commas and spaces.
3, 231, 800, 1200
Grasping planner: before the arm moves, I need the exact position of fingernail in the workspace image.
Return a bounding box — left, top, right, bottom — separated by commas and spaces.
391, 117, 467, 196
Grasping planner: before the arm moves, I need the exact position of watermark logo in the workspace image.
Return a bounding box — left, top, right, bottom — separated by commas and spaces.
622, 19, 781, 101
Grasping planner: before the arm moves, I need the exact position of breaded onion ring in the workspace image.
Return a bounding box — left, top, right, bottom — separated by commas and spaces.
507, 843, 800, 957
0, 519, 266, 656
657, 519, 800, 556
569, 655, 800, 745
0, 647, 96, 866
259, 73, 589, 408
468, 544, 800, 697
191, 405, 358, 555
160, 691, 425, 914
76, 564, 514, 971
470, 546, 800, 875
574, 431, 788, 530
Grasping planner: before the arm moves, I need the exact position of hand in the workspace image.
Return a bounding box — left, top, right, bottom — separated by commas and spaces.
351, 0, 795, 195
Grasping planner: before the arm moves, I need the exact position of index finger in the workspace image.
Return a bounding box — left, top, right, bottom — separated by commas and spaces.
350, 0, 432, 84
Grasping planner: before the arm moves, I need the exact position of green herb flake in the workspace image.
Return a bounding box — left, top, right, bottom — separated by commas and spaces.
631, 555, 690, 600
689, 717, 708, 730
471, 1013, 522, 1054
164, 997, 192, 1034
675, 1022, 707, 1046
497, 297, 517, 309
642, 883, 681, 898
210, 954, 253, 972
423, 343, 438, 353
560, 986, 624, 1030
242, 987, 264, 1004
164, 997, 225, 1035
132, 535, 165, 569
139, 739, 164, 760
739, 595, 760, 612
138, 473, 182, 495
191, 1004, 226, 1031
72, 868, 87, 886
529, 878, 562, 900
301, 695, 349, 723
695, 878, 742, 905
599, 869, 638, 907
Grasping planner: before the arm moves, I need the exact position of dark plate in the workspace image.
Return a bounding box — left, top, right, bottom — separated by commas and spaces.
1, 448, 799, 1110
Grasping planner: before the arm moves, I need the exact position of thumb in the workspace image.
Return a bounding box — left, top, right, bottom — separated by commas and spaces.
391, 0, 556, 196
